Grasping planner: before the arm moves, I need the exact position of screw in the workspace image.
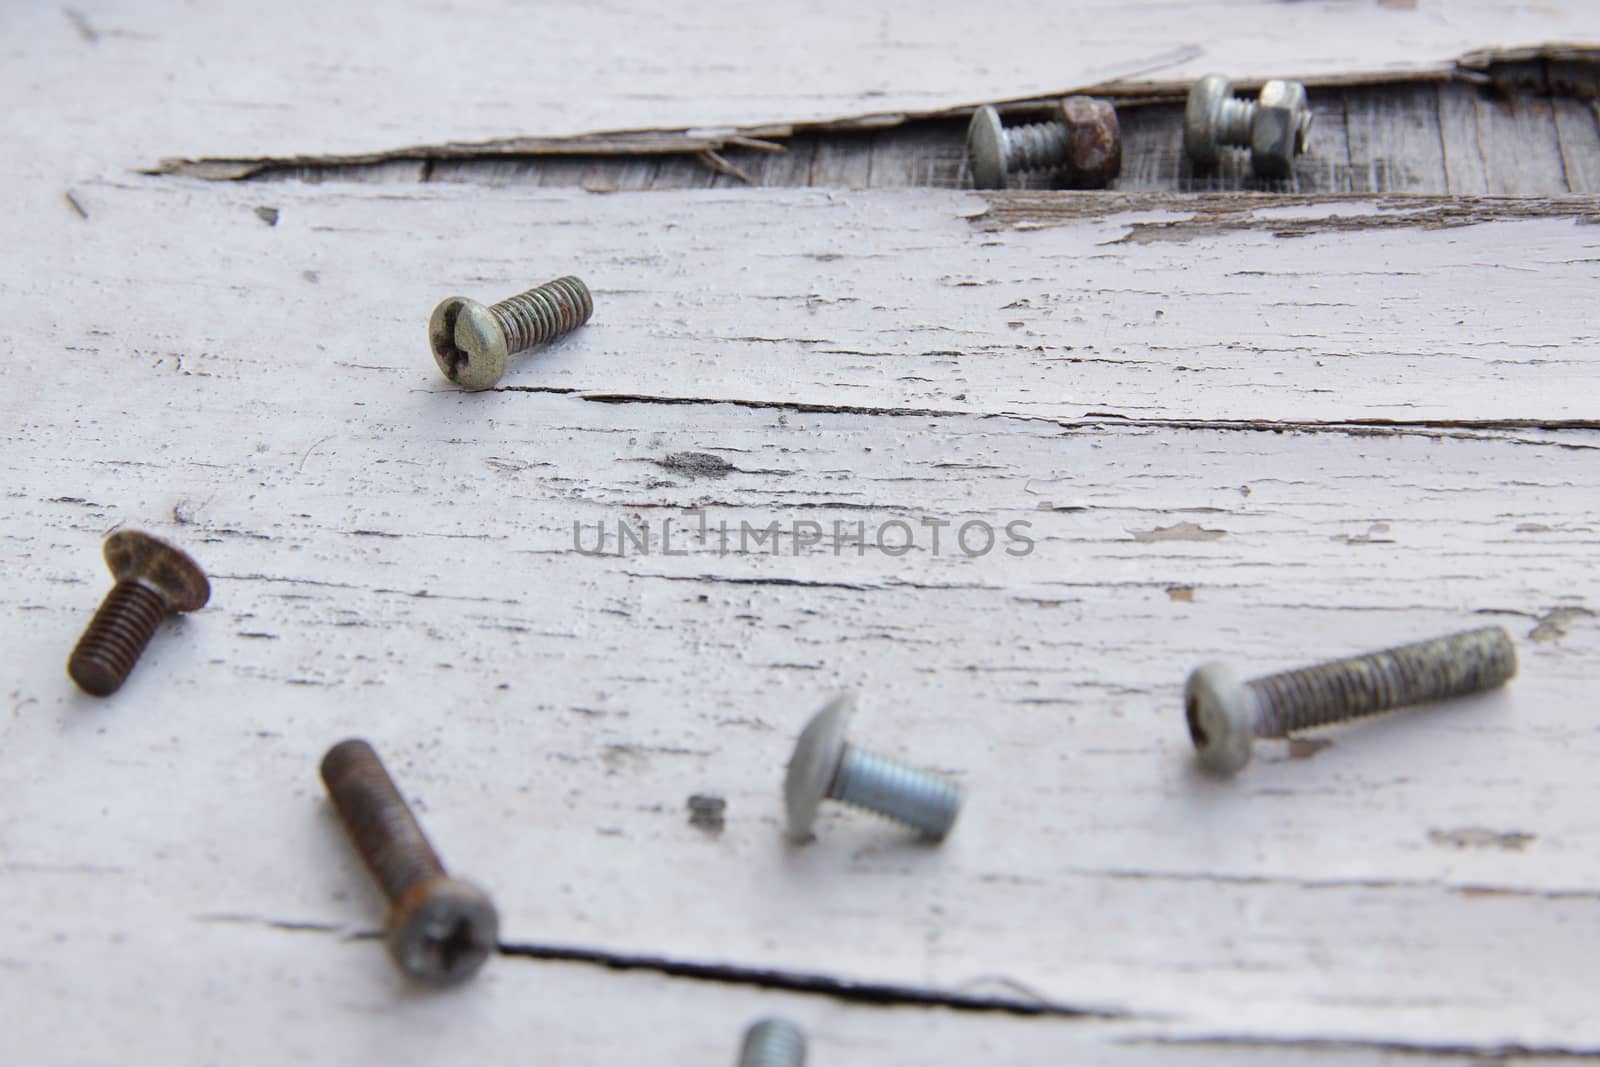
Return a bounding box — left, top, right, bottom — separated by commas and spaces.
1184, 74, 1313, 179
319, 738, 499, 985
1186, 625, 1518, 775
784, 694, 962, 841
966, 97, 1122, 190
429, 275, 593, 390
737, 1017, 807, 1067
67, 530, 209, 696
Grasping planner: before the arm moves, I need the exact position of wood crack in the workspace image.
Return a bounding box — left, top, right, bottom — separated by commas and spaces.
496, 940, 1129, 1019
1141, 1034, 1600, 1059
494, 389, 1600, 445
142, 47, 1600, 183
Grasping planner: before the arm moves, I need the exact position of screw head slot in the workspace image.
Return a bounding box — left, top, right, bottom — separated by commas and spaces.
387, 877, 500, 986
429, 296, 508, 391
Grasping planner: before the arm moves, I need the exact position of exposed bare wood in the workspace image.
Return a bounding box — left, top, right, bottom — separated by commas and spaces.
11, 0, 1592, 176
248, 79, 1599, 198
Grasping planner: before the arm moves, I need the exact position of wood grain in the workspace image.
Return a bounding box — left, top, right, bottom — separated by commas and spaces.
2, 175, 1598, 1055
252, 81, 1600, 207
6, 2, 1597, 176
29, 179, 1596, 425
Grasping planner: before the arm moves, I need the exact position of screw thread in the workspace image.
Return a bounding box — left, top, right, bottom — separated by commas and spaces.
320, 739, 446, 902
1249, 626, 1517, 738
738, 1018, 807, 1067
489, 275, 593, 355
1217, 97, 1257, 147
1002, 121, 1070, 172
67, 581, 169, 696
829, 746, 961, 839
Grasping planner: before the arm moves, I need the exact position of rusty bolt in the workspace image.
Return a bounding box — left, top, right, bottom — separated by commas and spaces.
1186, 626, 1517, 775
320, 739, 499, 985
966, 97, 1121, 190
67, 530, 209, 696
1184, 74, 1313, 178
429, 275, 593, 390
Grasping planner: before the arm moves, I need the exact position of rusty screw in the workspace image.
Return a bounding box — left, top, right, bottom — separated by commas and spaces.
67, 530, 209, 696
429, 275, 593, 390
1186, 626, 1518, 775
320, 739, 499, 985
966, 98, 1122, 190
785, 694, 962, 842
737, 1017, 807, 1067
1184, 74, 1313, 178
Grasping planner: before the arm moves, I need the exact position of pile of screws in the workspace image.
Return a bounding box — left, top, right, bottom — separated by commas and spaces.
965, 73, 1314, 189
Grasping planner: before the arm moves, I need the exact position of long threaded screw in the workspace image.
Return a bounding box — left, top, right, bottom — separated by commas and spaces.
319, 739, 499, 984
738, 1018, 808, 1067
67, 530, 209, 696
1186, 625, 1518, 775
429, 274, 593, 390
966, 99, 1121, 190
784, 694, 962, 841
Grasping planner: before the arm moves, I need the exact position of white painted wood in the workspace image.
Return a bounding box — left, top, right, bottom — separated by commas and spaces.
9, 923, 1592, 1067
24, 180, 1599, 423
5, 1, 1598, 175
2, 176, 1599, 1054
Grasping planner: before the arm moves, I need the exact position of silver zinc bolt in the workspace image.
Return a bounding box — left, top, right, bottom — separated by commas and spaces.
784, 694, 962, 841
320, 739, 500, 985
1184, 74, 1313, 179
1186, 625, 1517, 776
737, 1017, 807, 1067
966, 97, 1122, 190
429, 274, 593, 390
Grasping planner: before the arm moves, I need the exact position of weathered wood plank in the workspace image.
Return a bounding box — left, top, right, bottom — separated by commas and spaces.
1438, 83, 1494, 193
320, 83, 1597, 197
8, 2, 1597, 173
1342, 86, 1448, 193
10, 918, 1596, 1066
1473, 94, 1574, 193
4, 394, 1598, 1049
35, 180, 1598, 424
2, 179, 1599, 1051
1553, 98, 1600, 192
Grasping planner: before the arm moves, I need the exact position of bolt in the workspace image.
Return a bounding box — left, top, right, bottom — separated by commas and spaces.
737, 1017, 807, 1067
967, 97, 1122, 190
1186, 626, 1517, 775
429, 275, 593, 390
1184, 74, 1313, 179
784, 694, 962, 841
67, 530, 209, 697
319, 738, 499, 985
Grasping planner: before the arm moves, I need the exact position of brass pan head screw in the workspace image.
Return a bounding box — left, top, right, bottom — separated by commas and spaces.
784, 694, 962, 841
737, 1017, 807, 1067
67, 530, 210, 696
429, 274, 593, 390
1186, 625, 1518, 775
319, 739, 499, 985
967, 97, 1122, 190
